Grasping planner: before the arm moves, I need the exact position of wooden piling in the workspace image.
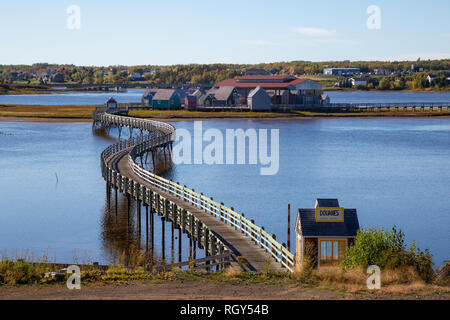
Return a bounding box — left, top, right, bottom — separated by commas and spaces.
287, 203, 291, 252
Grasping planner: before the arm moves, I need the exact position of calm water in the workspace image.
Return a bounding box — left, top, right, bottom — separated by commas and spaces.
0, 119, 449, 265
0, 89, 449, 105
0, 89, 146, 105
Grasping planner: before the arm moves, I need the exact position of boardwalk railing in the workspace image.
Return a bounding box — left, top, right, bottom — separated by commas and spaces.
95, 107, 295, 272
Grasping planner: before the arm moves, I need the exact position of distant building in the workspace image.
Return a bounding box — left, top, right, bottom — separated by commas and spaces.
323, 68, 361, 75
247, 86, 271, 111
142, 89, 158, 107
152, 89, 181, 109
245, 68, 271, 76
216, 75, 323, 106
349, 78, 367, 87
295, 199, 360, 269
427, 75, 435, 84
207, 86, 239, 106
50, 73, 65, 83
128, 72, 143, 81
105, 97, 118, 110
321, 93, 330, 105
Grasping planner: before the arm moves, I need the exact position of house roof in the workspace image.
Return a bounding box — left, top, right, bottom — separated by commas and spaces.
153, 89, 177, 101
143, 88, 158, 97
296, 208, 359, 237
248, 86, 269, 98
216, 75, 308, 89
207, 86, 236, 101
315, 199, 339, 208
106, 97, 117, 104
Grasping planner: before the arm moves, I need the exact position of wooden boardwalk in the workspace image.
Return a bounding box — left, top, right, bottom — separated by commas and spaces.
94, 108, 294, 272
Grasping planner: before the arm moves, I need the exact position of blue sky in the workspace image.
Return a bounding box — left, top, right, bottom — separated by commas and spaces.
0, 0, 449, 66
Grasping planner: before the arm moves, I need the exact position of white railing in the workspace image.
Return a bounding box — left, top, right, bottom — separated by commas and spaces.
96, 107, 295, 272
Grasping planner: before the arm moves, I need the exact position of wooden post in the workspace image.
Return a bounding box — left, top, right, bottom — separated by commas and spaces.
145, 205, 149, 252
171, 218, 174, 264
150, 208, 154, 258
127, 194, 131, 225
161, 217, 165, 263
115, 188, 118, 216
137, 200, 141, 236
287, 203, 291, 252
178, 228, 182, 263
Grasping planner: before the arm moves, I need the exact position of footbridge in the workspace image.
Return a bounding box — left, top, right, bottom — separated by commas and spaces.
93, 108, 295, 272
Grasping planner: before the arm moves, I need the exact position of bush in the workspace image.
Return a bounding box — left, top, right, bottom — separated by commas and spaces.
343, 226, 434, 283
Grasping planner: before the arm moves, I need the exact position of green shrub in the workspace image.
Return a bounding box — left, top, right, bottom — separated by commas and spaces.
343, 226, 434, 283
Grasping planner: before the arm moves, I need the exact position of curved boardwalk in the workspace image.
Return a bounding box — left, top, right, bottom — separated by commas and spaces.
94, 108, 294, 272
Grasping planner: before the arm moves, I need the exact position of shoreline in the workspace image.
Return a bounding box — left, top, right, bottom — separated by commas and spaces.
2, 113, 450, 123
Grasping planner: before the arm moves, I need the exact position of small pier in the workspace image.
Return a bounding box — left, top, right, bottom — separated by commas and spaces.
93, 109, 294, 272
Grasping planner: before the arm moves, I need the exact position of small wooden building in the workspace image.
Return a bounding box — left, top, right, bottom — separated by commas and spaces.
152, 89, 181, 109
185, 94, 197, 110
295, 199, 359, 269
247, 86, 271, 111
105, 97, 118, 110
207, 86, 238, 106
142, 89, 158, 107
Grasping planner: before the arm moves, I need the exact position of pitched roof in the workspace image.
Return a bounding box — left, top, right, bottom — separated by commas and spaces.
207, 86, 236, 101
296, 208, 359, 237
106, 97, 117, 103
216, 75, 308, 89
248, 86, 269, 98
143, 88, 158, 97
315, 199, 340, 208
152, 89, 177, 101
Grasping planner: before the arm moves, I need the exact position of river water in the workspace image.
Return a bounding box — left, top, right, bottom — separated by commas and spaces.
0, 118, 449, 266
0, 89, 450, 105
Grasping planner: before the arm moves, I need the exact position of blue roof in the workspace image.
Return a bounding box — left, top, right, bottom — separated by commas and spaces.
295, 208, 359, 237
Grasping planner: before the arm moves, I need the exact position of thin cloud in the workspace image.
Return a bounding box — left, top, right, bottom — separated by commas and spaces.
292, 27, 337, 36
240, 39, 290, 47
365, 53, 450, 61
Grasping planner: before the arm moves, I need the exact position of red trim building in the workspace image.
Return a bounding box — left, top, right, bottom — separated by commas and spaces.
216, 75, 324, 105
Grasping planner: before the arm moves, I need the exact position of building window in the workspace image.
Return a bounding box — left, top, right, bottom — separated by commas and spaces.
320, 240, 346, 265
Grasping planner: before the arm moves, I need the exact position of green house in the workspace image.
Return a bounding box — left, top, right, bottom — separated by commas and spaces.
151, 89, 181, 109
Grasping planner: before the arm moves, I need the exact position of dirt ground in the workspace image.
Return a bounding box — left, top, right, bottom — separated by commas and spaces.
0, 281, 448, 300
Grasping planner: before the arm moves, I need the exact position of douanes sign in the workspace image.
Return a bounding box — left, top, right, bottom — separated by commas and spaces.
315, 207, 344, 222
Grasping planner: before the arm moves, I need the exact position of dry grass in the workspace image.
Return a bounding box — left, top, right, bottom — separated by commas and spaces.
1, 104, 449, 120
307, 266, 450, 295
0, 104, 99, 119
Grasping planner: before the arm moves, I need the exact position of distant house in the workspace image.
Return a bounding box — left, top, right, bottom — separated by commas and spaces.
152, 89, 181, 109
207, 86, 239, 106
267, 89, 289, 105
247, 86, 271, 111
129, 72, 143, 81
324, 68, 360, 75
350, 78, 367, 87
427, 75, 435, 84
198, 93, 214, 107
105, 97, 118, 110
185, 94, 197, 109
245, 68, 271, 76
321, 93, 330, 105
142, 89, 158, 107
50, 73, 65, 83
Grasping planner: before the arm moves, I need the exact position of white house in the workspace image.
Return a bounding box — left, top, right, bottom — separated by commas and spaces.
350, 78, 367, 87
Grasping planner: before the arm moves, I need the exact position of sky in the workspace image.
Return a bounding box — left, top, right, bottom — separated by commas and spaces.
0, 0, 449, 66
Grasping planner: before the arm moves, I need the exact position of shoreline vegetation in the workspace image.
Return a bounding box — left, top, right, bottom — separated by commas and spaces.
1, 85, 449, 96
1, 227, 449, 299
1, 104, 450, 122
